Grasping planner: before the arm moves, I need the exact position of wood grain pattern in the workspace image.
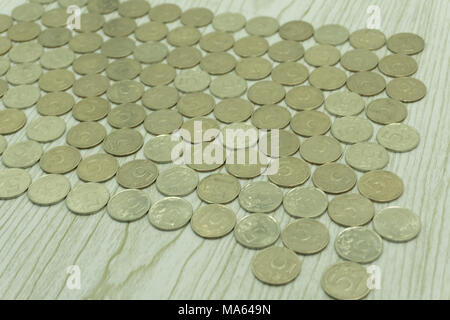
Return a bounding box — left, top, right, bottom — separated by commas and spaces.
0, 0, 448, 299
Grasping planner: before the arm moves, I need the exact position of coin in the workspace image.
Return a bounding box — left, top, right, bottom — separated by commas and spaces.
144, 135, 182, 164
0, 135, 6, 155
26, 116, 66, 143
133, 42, 168, 64
148, 3, 181, 23
37, 92, 74, 116
2, 141, 43, 168
9, 42, 43, 63
101, 37, 135, 58
245, 16, 278, 37
214, 98, 253, 124
346, 71, 386, 96
290, 110, 331, 137
313, 163, 357, 194
142, 86, 179, 110
66, 182, 109, 215
285, 186, 327, 218
225, 148, 266, 179
376, 123, 420, 152
239, 181, 283, 213
72, 97, 110, 121
3, 85, 40, 109
0, 58, 9, 77
135, 21, 168, 42
325, 92, 365, 117
77, 153, 118, 182
0, 79, 7, 97
76, 12, 104, 33
107, 189, 151, 222
300, 135, 342, 164
107, 103, 145, 128
177, 92, 215, 118
321, 261, 370, 300
0, 168, 31, 199
282, 218, 329, 254
378, 54, 418, 77
6, 63, 41, 85
387, 32, 424, 55
27, 174, 71, 206
59, 0, 86, 7
271, 62, 309, 86
40, 146, 81, 174
73, 53, 108, 75
259, 130, 300, 157
69, 33, 103, 53
116, 159, 158, 189
181, 7, 213, 27
373, 207, 421, 242
140, 64, 176, 86
185, 141, 222, 172
0, 109, 26, 134
386, 77, 426, 102
197, 173, 240, 204
12, 3, 44, 22
180, 117, 220, 144
279, 20, 313, 41
191, 204, 236, 239
234, 214, 280, 249
358, 170, 403, 202
309, 66, 346, 90
88, 0, 119, 14
268, 157, 310, 187
200, 52, 236, 75
8, 22, 41, 42
331, 116, 373, 144
200, 31, 234, 52
167, 47, 202, 69
148, 197, 193, 231
0, 37, 11, 56
106, 58, 142, 81
236, 57, 272, 80
103, 129, 143, 156
156, 165, 199, 196
349, 29, 386, 50
107, 80, 143, 104
167, 26, 200, 47
328, 193, 375, 227
174, 69, 211, 93
212, 12, 246, 33
42, 8, 70, 28
38, 27, 72, 48
40, 48, 74, 70
268, 40, 303, 63
220, 122, 258, 150
66, 122, 106, 149
251, 104, 290, 130
103, 17, 136, 37
39, 69, 75, 92
143, 109, 183, 135
314, 24, 349, 46
341, 49, 378, 72
286, 86, 324, 111
335, 227, 383, 263
210, 74, 247, 99
247, 81, 285, 105
304, 44, 341, 67
0, 14, 12, 33
234, 36, 269, 58
345, 142, 389, 172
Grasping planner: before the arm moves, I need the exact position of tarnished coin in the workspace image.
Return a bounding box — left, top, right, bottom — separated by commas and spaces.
77, 153, 118, 182
358, 170, 403, 202
106, 58, 142, 81
251, 104, 290, 130
76, 12, 104, 33
210, 74, 247, 99
73, 53, 108, 75
349, 29, 386, 50
167, 47, 202, 69
66, 122, 106, 149
144, 109, 183, 135
184, 141, 225, 172
314, 24, 349, 46
156, 165, 199, 196
200, 31, 234, 52
0, 109, 26, 134
283, 186, 327, 218
103, 17, 136, 37
304, 44, 340, 67
37, 92, 74, 116
12, 3, 44, 22
191, 204, 236, 238
279, 20, 314, 41
346, 142, 389, 172
0, 135, 6, 155
107, 103, 145, 128
148, 197, 193, 231
386, 77, 426, 102
142, 85, 179, 110
144, 135, 182, 163
26, 116, 66, 143
313, 163, 357, 194
41, 8, 69, 28
239, 181, 283, 213
246, 16, 279, 37
376, 123, 420, 152
268, 157, 310, 187
101, 37, 135, 58
178, 92, 215, 118
6, 63, 41, 85
39, 69, 75, 92
309, 66, 346, 90
103, 128, 143, 156
378, 54, 418, 77
87, 0, 119, 14
225, 148, 266, 179
282, 218, 329, 254
9, 42, 43, 63
200, 52, 236, 75
236, 57, 272, 80
247, 81, 285, 105
212, 12, 246, 33
27, 174, 71, 205
148, 3, 181, 23
235, 214, 280, 249
69, 33, 103, 53
325, 91, 365, 117
107, 189, 151, 222
387, 32, 424, 55
3, 85, 40, 109
341, 49, 378, 72
0, 168, 31, 199
73, 97, 110, 121
214, 98, 253, 123
8, 22, 41, 42
271, 62, 308, 86
373, 207, 421, 242
107, 80, 144, 104
328, 193, 375, 227
234, 36, 269, 58
366, 98, 407, 125
290, 110, 331, 136
38, 27, 72, 48
66, 183, 110, 215
335, 227, 383, 263
2, 140, 42, 168
286, 86, 324, 111
167, 26, 200, 47
40, 146, 81, 174
174, 69, 211, 93
346, 71, 386, 96
197, 173, 240, 204
181, 7, 213, 27
268, 40, 304, 62
321, 261, 370, 300
135, 21, 168, 42
140, 63, 176, 86
133, 42, 168, 64
259, 130, 300, 157
300, 135, 342, 164
331, 116, 374, 144
116, 159, 158, 189
40, 48, 74, 70
180, 117, 220, 143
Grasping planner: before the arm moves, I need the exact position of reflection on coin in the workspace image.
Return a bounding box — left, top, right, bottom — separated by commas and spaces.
304, 44, 340, 67
345, 142, 389, 172
251, 246, 301, 285
26, 116, 66, 143
177, 92, 215, 118
349, 29, 386, 50
197, 173, 240, 204
199, 31, 234, 52
214, 98, 253, 123
325, 91, 365, 117
73, 97, 110, 121
314, 24, 349, 45
331, 116, 373, 144
282, 218, 329, 254
290, 110, 331, 137
142, 85, 179, 110
366, 98, 407, 125
66, 122, 106, 149
0, 109, 26, 134
107, 103, 146, 128
235, 214, 280, 249
3, 85, 40, 109
259, 130, 300, 157
66, 183, 110, 215
40, 146, 81, 174
358, 170, 403, 202
246, 16, 279, 37
386, 77, 426, 102
378, 54, 418, 77
271, 62, 308, 86
0, 168, 31, 199
103, 129, 143, 156
2, 141, 43, 168
144, 109, 183, 135
234, 36, 269, 58
300, 135, 342, 164
212, 12, 246, 33
376, 123, 420, 152
77, 153, 118, 182
174, 69, 211, 93
180, 117, 220, 144
200, 52, 236, 75
341, 49, 378, 72
239, 181, 283, 213
248, 81, 285, 105
210, 74, 247, 99
335, 227, 383, 263
0, 135, 6, 155
328, 193, 375, 227
283, 187, 327, 218
309, 66, 346, 91
268, 157, 310, 187
286, 85, 324, 111
191, 204, 236, 238
279, 20, 314, 41
387, 32, 424, 55
27, 174, 71, 206
156, 166, 199, 197
116, 159, 159, 189
312, 163, 357, 194
373, 207, 421, 242
107, 189, 151, 222
346, 71, 386, 96
148, 197, 193, 231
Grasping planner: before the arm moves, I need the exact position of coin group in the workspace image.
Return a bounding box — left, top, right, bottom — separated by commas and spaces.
0, 0, 426, 300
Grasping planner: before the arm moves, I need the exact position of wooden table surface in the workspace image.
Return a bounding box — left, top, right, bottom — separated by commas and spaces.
0, 0, 448, 300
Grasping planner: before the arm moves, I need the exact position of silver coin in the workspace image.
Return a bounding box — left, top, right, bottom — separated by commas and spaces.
234, 214, 280, 249
373, 206, 421, 242
239, 181, 283, 213
0, 135, 7, 155
148, 197, 193, 231
0, 168, 31, 199
66, 183, 110, 215
156, 165, 199, 197
335, 227, 383, 263
143, 135, 182, 163
2, 140, 43, 168
107, 189, 151, 222
27, 174, 71, 205
26, 116, 66, 142
283, 186, 328, 218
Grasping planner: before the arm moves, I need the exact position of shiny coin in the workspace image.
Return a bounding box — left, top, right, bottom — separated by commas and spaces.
335, 227, 383, 263
140, 63, 176, 86
251, 104, 291, 129
271, 62, 308, 86
87, 0, 119, 14
191, 204, 236, 238
268, 157, 310, 187
135, 21, 168, 42
239, 181, 283, 213
107, 189, 151, 222
214, 98, 253, 123
386, 77, 426, 102
225, 148, 266, 179
378, 54, 418, 77
27, 174, 71, 205
116, 159, 158, 189
2, 141, 42, 168
178, 92, 215, 118
358, 170, 403, 202
0, 168, 31, 199
133, 42, 168, 64
246, 16, 279, 37
290, 110, 331, 137
234, 214, 280, 249
156, 165, 199, 196
268, 40, 304, 62
366, 98, 407, 125
8, 22, 41, 42
39, 69, 75, 92
282, 219, 329, 254
76, 12, 104, 33
286, 86, 324, 111
107, 103, 145, 128
12, 3, 44, 22
66, 183, 110, 215
107, 80, 143, 104
346, 71, 386, 96
103, 17, 136, 37
26, 116, 66, 143
66, 122, 106, 149
69, 33, 103, 53
148, 3, 181, 23
210, 74, 247, 99
349, 29, 386, 50
77, 153, 118, 182
6, 63, 41, 85
234, 36, 268, 58
148, 197, 193, 231
101, 37, 135, 58
247, 81, 285, 105
314, 24, 349, 45
143, 109, 183, 135
185, 141, 226, 172
328, 193, 375, 227
40, 48, 74, 70
300, 135, 342, 164
142, 85, 179, 110
200, 52, 236, 75
40, 146, 81, 174
341, 49, 378, 72
37, 92, 74, 116
181, 7, 213, 27
309, 66, 346, 90
345, 142, 389, 172
325, 91, 365, 117
38, 27, 72, 48
144, 135, 182, 163
387, 32, 424, 55
197, 173, 240, 204
72, 97, 110, 121
3, 85, 40, 109
73, 53, 108, 75
199, 31, 234, 52
313, 163, 357, 194
331, 116, 373, 144
0, 135, 6, 155
220, 122, 258, 149
376, 123, 420, 152
41, 8, 69, 28
0, 109, 26, 134
283, 186, 327, 218
103, 128, 143, 156
236, 57, 272, 80
259, 130, 300, 157
212, 12, 246, 32
304, 44, 340, 67
180, 117, 220, 144
373, 207, 421, 242
167, 47, 202, 69
9, 42, 43, 63
106, 58, 142, 81
321, 261, 370, 300
279, 20, 314, 41
174, 69, 211, 93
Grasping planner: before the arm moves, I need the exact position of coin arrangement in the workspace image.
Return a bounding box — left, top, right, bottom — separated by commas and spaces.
0, 0, 426, 300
